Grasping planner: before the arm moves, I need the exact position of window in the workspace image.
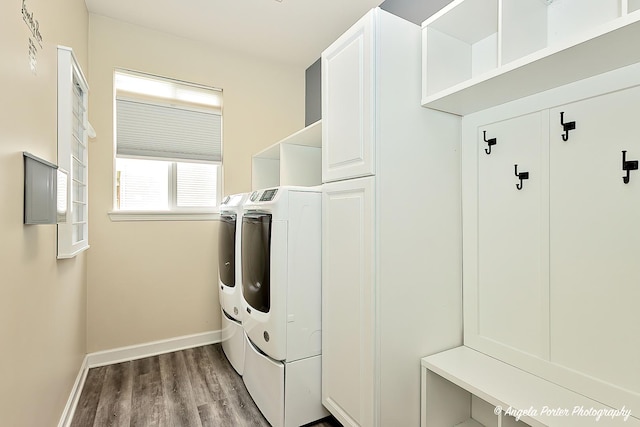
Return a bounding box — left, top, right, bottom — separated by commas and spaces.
57, 46, 90, 258
113, 70, 222, 217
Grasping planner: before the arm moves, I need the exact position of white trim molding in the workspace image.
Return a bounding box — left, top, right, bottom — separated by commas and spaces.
86, 330, 222, 368
58, 355, 89, 427
59, 330, 221, 427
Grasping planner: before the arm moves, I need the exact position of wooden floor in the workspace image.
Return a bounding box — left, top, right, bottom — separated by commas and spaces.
71, 344, 341, 427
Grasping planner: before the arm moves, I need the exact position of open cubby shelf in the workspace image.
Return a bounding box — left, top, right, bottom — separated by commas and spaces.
422, 0, 640, 115
251, 120, 322, 190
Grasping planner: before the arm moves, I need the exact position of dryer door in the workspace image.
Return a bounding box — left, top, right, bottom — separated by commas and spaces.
218, 213, 236, 288
242, 212, 272, 313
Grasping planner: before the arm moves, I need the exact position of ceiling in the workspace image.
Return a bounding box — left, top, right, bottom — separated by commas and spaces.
84, 0, 386, 68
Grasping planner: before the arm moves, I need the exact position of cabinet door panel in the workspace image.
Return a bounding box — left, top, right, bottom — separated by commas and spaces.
322, 177, 374, 427
550, 87, 640, 395
322, 13, 374, 183
476, 112, 548, 359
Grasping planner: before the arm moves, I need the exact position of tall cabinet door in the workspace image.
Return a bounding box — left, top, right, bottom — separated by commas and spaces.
549, 87, 640, 400
322, 177, 375, 427
321, 11, 375, 183
469, 112, 549, 361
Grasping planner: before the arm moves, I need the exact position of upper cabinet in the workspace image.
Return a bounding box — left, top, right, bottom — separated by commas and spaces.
321, 12, 375, 183
422, 0, 640, 115
251, 120, 322, 190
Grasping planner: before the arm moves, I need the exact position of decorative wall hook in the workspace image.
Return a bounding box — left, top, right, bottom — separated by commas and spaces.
483, 131, 497, 155
560, 112, 576, 141
622, 150, 638, 184
514, 164, 529, 190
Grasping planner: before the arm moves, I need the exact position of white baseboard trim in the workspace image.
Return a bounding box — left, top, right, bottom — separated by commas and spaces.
86, 330, 222, 368
58, 330, 221, 427
58, 355, 89, 427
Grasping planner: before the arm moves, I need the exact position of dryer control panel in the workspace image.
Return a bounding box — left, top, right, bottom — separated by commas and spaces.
260, 188, 278, 201
249, 188, 279, 203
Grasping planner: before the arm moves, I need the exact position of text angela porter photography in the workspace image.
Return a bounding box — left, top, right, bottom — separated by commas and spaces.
494, 405, 633, 423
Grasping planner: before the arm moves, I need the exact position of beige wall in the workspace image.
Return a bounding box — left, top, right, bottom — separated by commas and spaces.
87, 15, 304, 352
0, 0, 89, 425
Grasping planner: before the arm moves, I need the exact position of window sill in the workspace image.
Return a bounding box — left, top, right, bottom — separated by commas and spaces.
57, 243, 90, 259
108, 210, 220, 222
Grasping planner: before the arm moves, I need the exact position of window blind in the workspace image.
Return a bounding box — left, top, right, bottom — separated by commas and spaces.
116, 98, 222, 163
176, 162, 218, 207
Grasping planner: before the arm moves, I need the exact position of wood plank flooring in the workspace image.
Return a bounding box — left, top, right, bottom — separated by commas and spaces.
71, 344, 341, 427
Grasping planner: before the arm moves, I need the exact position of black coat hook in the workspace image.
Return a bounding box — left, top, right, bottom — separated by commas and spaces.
514, 164, 529, 190
483, 131, 497, 155
560, 112, 576, 141
622, 150, 638, 184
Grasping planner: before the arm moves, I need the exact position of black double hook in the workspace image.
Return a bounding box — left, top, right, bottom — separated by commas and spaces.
622, 150, 638, 184
560, 112, 576, 141
483, 131, 497, 155
514, 164, 529, 190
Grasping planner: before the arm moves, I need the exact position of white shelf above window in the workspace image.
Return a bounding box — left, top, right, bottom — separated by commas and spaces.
422, 0, 640, 115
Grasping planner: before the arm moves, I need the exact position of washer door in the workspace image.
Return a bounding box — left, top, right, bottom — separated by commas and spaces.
218, 213, 236, 288
242, 212, 272, 313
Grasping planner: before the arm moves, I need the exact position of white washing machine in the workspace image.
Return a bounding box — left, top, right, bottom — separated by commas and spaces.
218, 192, 249, 375
240, 186, 328, 427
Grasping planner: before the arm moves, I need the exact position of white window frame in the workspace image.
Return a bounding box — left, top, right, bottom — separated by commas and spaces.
109, 70, 223, 222
57, 46, 90, 258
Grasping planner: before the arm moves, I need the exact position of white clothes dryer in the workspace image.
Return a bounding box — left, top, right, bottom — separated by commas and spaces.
240, 186, 327, 427
217, 192, 249, 375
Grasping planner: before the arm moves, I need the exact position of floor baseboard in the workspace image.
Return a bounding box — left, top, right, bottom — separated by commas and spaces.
86, 330, 222, 368
58, 330, 221, 427
57, 355, 89, 427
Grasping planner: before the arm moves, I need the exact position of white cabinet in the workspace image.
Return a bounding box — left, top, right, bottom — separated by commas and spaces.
459, 64, 640, 422
321, 13, 374, 182
251, 120, 321, 190
322, 177, 375, 427
422, 0, 640, 115
321, 8, 462, 427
